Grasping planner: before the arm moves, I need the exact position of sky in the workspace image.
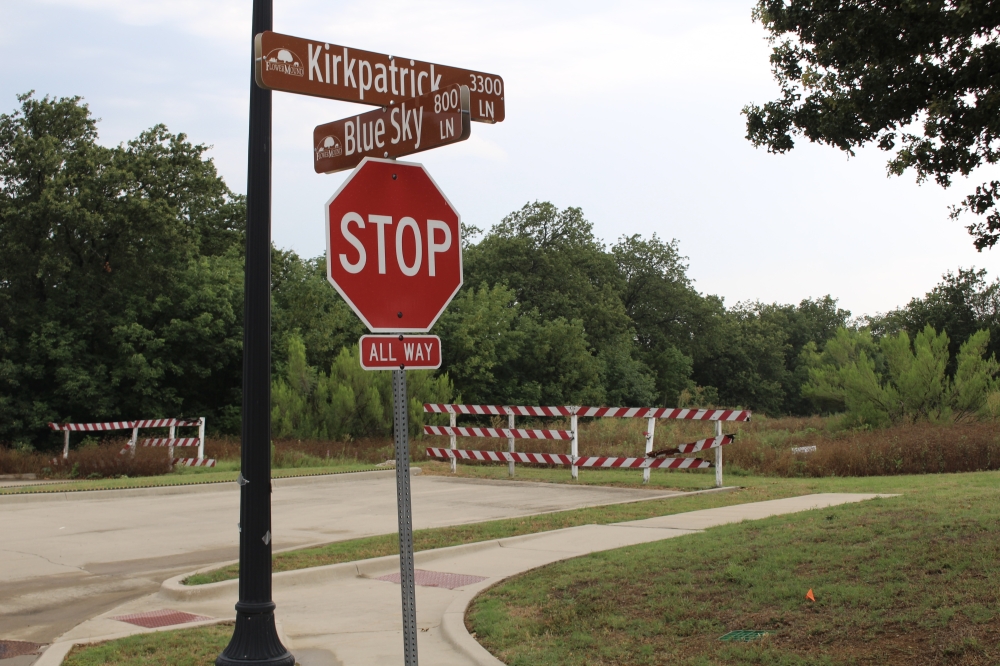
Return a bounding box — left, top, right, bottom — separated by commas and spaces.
3, 0, 998, 318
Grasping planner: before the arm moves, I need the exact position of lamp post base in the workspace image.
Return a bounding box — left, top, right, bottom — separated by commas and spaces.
216, 601, 295, 666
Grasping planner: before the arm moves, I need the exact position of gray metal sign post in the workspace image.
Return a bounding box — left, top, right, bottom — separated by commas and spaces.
392, 368, 419, 665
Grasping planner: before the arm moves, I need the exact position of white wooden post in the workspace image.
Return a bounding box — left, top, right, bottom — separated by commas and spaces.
62, 430, 70, 459
168, 424, 175, 469
715, 419, 723, 487
198, 417, 206, 461
129, 426, 138, 458
449, 409, 457, 473
643, 416, 656, 484
571, 413, 579, 480
507, 408, 515, 477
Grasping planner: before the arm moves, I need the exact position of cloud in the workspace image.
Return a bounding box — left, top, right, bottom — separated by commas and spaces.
38, 0, 249, 42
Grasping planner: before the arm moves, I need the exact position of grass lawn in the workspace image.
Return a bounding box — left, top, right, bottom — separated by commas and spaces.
0, 462, 378, 495
186, 468, 977, 586
63, 623, 232, 666
468, 470, 1000, 665
417, 459, 728, 489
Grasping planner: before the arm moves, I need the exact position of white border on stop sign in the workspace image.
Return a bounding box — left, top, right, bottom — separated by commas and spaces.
323, 156, 464, 333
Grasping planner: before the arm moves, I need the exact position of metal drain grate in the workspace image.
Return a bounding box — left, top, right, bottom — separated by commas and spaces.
376, 569, 487, 590
720, 630, 771, 642
111, 609, 213, 628
0, 640, 45, 658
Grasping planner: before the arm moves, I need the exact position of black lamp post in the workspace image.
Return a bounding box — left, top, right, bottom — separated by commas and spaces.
216, 1, 294, 664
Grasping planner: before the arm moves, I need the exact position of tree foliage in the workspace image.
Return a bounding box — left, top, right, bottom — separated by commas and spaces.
870, 267, 1000, 370
10, 96, 1000, 446
271, 338, 451, 440
0, 93, 246, 441
744, 1, 1000, 249
804, 325, 999, 426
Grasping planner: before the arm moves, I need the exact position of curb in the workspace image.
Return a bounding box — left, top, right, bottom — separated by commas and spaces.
161, 485, 739, 603
0, 467, 420, 504
441, 582, 507, 666
34, 618, 232, 666
160, 537, 502, 602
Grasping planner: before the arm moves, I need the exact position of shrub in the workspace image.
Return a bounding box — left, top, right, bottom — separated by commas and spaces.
804, 326, 1000, 426
0, 441, 170, 478
271, 338, 452, 440
725, 421, 1000, 477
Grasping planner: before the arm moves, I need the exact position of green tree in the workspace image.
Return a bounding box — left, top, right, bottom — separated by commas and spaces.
271, 250, 366, 377
272, 338, 453, 440
611, 234, 708, 405
692, 303, 792, 414
431, 284, 523, 404
0, 93, 246, 442
870, 268, 1000, 372
432, 283, 605, 406
464, 202, 629, 354
744, 1, 1000, 248
804, 325, 999, 426
754, 296, 852, 414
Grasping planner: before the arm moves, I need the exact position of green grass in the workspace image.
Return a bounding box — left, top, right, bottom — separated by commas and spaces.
418, 459, 726, 489
62, 622, 232, 666
185, 471, 957, 586
185, 481, 771, 585
467, 470, 1000, 665
0, 462, 378, 495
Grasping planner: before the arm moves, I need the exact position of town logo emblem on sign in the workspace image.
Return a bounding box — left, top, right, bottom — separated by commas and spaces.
315, 135, 343, 162
262, 48, 304, 77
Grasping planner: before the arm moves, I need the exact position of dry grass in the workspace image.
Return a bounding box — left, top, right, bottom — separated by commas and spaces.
7, 415, 999, 480
726, 421, 1000, 477
0, 435, 399, 478
413, 415, 1000, 478
0, 442, 169, 479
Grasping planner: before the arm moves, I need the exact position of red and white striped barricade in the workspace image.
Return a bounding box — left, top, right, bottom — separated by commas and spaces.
424, 404, 578, 478
422, 404, 749, 486
424, 448, 715, 469
48, 418, 213, 467
572, 407, 749, 486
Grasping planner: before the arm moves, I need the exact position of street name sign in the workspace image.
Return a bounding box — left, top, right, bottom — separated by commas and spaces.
325, 157, 462, 332
314, 84, 470, 174
255, 30, 505, 123
360, 335, 442, 370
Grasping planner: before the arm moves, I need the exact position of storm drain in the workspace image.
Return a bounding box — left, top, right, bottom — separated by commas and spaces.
111, 609, 214, 629
0, 640, 45, 658
720, 630, 771, 642
376, 569, 487, 590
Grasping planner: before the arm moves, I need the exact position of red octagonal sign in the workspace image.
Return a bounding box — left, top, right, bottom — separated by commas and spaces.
326, 157, 462, 332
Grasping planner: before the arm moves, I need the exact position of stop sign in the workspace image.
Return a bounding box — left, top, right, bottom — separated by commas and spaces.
325, 157, 463, 332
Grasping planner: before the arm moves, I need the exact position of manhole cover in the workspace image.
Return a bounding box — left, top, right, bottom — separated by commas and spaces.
0, 640, 45, 658
720, 630, 771, 642
376, 569, 487, 590
111, 609, 213, 628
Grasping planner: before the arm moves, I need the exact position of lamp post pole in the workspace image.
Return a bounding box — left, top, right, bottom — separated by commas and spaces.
216, 1, 294, 664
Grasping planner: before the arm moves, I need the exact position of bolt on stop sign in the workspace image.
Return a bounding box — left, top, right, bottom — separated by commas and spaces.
325, 157, 462, 332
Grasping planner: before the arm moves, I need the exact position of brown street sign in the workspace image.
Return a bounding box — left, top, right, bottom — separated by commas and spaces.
313, 84, 470, 174
255, 30, 505, 124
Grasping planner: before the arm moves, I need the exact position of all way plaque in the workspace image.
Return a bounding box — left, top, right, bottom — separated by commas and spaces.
255, 30, 505, 123
314, 84, 470, 174
360, 335, 442, 370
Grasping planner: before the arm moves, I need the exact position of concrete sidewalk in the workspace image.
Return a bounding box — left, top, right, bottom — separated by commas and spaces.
1, 470, 681, 647
37, 492, 892, 666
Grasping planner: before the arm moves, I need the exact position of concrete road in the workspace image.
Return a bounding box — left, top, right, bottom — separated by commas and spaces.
0, 470, 677, 645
